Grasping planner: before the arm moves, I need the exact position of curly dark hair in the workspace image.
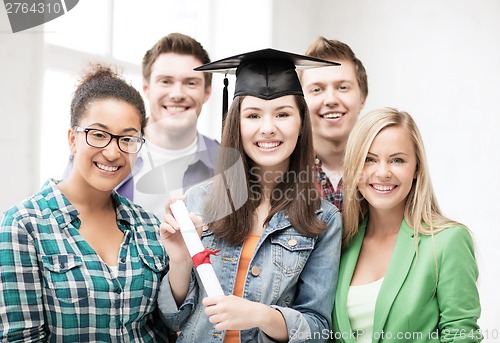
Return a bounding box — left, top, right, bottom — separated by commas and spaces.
70, 64, 147, 133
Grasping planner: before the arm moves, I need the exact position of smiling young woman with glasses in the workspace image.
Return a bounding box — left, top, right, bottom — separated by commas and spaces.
73, 126, 145, 154
0, 64, 170, 342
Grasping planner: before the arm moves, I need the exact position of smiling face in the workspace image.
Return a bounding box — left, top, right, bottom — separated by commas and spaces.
142, 52, 211, 136
69, 98, 142, 193
240, 95, 302, 174
301, 59, 365, 148
357, 126, 417, 215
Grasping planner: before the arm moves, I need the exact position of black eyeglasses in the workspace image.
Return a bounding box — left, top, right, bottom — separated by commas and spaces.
74, 126, 145, 154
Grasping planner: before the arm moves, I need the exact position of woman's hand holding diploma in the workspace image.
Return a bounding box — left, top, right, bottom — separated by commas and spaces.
160, 198, 224, 307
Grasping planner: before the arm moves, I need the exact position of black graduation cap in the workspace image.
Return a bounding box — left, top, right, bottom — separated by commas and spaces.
194, 48, 340, 121
137, 49, 338, 216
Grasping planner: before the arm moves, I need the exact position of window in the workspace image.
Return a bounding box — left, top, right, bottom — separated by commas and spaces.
39, 0, 272, 184
39, 0, 210, 183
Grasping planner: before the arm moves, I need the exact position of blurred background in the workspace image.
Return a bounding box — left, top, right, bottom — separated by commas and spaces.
1, 0, 499, 336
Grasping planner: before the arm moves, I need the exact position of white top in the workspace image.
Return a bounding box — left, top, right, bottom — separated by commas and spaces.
97, 254, 119, 278
134, 137, 198, 219
322, 165, 342, 191
346, 278, 384, 343
108, 265, 119, 278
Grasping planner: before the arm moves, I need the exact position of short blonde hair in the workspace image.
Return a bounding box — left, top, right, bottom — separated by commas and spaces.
342, 107, 461, 246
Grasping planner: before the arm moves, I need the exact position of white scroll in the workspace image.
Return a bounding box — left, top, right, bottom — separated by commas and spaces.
170, 199, 224, 297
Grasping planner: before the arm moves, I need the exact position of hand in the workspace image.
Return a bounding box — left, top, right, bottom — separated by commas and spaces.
203, 295, 269, 331
161, 197, 205, 306
203, 296, 288, 341
160, 197, 203, 264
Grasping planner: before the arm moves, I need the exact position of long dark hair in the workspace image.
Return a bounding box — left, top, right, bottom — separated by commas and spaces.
204, 95, 326, 246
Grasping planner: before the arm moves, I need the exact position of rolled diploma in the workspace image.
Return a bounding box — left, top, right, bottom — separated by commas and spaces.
170, 200, 224, 297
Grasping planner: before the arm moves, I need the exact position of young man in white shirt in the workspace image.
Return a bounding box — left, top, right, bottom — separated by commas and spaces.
118, 33, 219, 218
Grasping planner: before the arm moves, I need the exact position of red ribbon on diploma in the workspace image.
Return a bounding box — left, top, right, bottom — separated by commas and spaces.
192, 248, 220, 268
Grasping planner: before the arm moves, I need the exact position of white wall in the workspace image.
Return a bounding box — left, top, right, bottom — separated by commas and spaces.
273, 0, 500, 335
1, 0, 498, 336
0, 13, 43, 210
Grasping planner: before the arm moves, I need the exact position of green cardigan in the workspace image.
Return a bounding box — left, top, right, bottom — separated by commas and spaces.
332, 219, 482, 342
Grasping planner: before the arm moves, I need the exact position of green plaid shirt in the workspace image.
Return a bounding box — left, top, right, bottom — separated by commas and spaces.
0, 179, 169, 342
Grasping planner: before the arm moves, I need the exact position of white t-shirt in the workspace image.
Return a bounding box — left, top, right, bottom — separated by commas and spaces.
322, 165, 342, 191
133, 137, 198, 219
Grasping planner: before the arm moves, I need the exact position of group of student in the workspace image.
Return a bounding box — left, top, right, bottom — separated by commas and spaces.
0, 33, 482, 342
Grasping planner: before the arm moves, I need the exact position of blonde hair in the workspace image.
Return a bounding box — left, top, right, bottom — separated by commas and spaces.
342, 107, 462, 246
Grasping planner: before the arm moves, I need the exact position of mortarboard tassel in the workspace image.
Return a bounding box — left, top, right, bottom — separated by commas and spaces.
222, 74, 228, 125
220, 74, 236, 216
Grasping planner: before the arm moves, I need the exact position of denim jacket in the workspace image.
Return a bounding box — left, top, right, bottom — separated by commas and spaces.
158, 183, 342, 342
